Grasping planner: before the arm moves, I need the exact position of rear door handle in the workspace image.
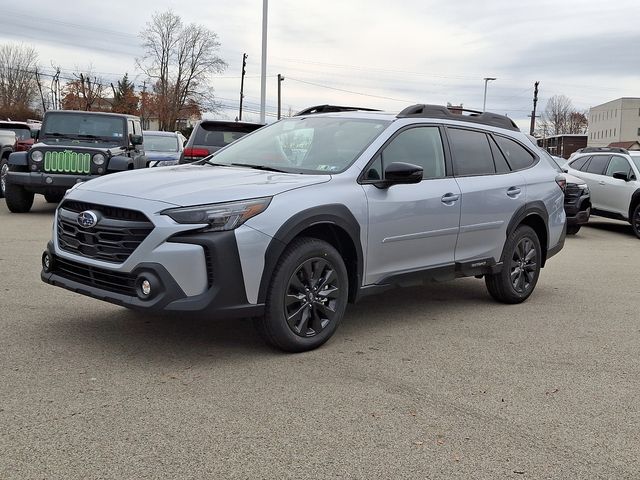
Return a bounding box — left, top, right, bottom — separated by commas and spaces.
507, 187, 522, 198
441, 193, 460, 205
598, 181, 606, 185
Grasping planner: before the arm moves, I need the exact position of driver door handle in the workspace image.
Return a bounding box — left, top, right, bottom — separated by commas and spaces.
441, 193, 460, 205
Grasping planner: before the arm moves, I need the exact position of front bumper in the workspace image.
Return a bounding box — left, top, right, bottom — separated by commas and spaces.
8, 171, 100, 192
41, 229, 265, 318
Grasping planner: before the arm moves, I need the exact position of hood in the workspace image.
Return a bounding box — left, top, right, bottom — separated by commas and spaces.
34, 140, 126, 155
77, 164, 331, 206
563, 172, 587, 185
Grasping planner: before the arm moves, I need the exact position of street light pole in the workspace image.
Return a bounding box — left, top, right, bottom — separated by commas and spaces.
260, 0, 268, 123
482, 77, 497, 112
277, 74, 285, 120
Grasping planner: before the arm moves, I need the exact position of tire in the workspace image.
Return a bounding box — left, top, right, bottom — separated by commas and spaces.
4, 166, 34, 213
44, 191, 65, 204
566, 224, 581, 235
485, 225, 542, 304
0, 156, 8, 198
632, 203, 640, 240
254, 237, 349, 352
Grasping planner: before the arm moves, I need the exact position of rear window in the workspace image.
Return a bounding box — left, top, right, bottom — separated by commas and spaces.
585, 155, 610, 175
194, 123, 261, 147
448, 128, 495, 176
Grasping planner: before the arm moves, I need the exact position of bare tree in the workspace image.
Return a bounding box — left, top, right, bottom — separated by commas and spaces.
61, 68, 109, 111
137, 11, 227, 130
538, 95, 587, 136
0, 43, 39, 120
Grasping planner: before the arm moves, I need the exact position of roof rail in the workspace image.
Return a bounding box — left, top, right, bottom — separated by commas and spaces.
579, 146, 629, 155
397, 104, 520, 132
294, 104, 382, 116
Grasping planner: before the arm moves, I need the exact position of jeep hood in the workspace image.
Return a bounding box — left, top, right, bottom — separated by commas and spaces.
76, 164, 331, 206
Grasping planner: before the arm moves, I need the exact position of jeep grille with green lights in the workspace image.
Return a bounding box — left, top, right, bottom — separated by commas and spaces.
43, 150, 91, 174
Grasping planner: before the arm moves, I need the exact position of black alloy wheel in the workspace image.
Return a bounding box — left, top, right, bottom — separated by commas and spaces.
509, 237, 538, 294
256, 237, 349, 352
485, 225, 541, 304
284, 257, 341, 337
632, 204, 640, 239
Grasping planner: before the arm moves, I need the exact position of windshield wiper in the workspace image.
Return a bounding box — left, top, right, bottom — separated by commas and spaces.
229, 163, 288, 173
76, 134, 103, 140
45, 132, 75, 139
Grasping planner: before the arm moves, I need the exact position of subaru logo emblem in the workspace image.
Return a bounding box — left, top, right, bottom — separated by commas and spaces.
77, 210, 99, 229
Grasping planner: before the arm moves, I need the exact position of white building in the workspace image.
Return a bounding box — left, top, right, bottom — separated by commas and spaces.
588, 97, 640, 147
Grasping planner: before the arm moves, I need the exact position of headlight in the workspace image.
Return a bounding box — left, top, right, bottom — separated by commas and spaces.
31, 150, 43, 162
157, 160, 179, 166
93, 153, 106, 165
578, 183, 589, 193
162, 197, 271, 231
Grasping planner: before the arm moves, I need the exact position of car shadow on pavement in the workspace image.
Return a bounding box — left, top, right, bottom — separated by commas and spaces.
584, 219, 636, 238
41, 278, 494, 360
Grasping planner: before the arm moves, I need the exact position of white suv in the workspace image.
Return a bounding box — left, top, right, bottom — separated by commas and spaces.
565, 147, 640, 238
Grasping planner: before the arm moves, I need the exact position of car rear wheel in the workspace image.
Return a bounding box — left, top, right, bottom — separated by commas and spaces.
632, 203, 640, 240
0, 157, 8, 198
255, 237, 349, 352
485, 225, 541, 304
566, 225, 581, 235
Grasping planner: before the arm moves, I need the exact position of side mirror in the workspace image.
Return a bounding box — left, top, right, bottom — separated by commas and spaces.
376, 162, 423, 188
612, 171, 630, 181
30, 130, 39, 140
130, 134, 143, 146
562, 168, 568, 173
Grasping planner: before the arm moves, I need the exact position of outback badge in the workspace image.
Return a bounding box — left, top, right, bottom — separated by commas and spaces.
77, 210, 99, 229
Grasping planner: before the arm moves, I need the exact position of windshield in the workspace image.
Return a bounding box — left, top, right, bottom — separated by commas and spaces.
0, 126, 30, 141
630, 154, 640, 172
42, 113, 125, 143
207, 117, 390, 174
145, 134, 179, 152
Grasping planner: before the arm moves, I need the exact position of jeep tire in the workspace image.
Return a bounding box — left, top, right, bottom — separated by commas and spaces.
485, 225, 541, 304
255, 237, 349, 352
0, 156, 8, 198
44, 191, 65, 204
4, 166, 34, 213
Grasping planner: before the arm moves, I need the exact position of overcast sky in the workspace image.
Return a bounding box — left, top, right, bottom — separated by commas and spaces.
1, 0, 639, 129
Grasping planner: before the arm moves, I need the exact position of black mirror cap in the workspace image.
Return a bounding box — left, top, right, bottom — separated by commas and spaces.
378, 162, 423, 187
30, 129, 39, 140
612, 171, 629, 181
130, 134, 143, 146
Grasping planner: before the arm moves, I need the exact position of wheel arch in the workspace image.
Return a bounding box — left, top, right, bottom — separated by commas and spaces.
506, 202, 549, 267
257, 205, 363, 304
629, 188, 640, 221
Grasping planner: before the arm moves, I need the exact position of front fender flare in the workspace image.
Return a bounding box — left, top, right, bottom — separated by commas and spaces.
7, 151, 27, 166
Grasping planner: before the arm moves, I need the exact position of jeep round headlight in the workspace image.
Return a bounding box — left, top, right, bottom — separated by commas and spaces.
31, 150, 43, 162
93, 153, 106, 166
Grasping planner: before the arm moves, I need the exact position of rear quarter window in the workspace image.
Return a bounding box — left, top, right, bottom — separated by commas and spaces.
494, 135, 536, 170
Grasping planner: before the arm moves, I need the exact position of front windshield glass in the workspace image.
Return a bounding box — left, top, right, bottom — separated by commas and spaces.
207, 117, 391, 174
145, 134, 179, 152
630, 154, 640, 172
42, 113, 125, 143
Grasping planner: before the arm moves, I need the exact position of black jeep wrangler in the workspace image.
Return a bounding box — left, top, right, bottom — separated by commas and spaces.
3, 110, 146, 213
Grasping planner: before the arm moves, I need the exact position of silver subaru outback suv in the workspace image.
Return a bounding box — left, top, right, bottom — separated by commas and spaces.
41, 105, 566, 352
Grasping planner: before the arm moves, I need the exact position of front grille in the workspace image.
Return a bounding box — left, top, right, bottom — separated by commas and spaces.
57, 203, 154, 263
44, 150, 91, 174
52, 255, 136, 296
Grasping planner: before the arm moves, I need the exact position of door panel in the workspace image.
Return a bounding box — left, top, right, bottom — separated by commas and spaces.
363, 179, 461, 284
600, 156, 636, 216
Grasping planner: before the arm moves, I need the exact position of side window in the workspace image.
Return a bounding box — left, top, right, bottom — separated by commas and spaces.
494, 135, 535, 170
448, 128, 495, 176
586, 155, 610, 175
379, 127, 446, 180
128, 120, 135, 136
488, 136, 511, 174
570, 155, 590, 171
606, 156, 632, 177
133, 120, 142, 135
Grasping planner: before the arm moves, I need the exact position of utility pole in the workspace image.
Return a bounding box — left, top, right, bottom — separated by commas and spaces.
140, 80, 147, 129
277, 74, 285, 120
529, 81, 540, 136
482, 77, 496, 112
239, 53, 247, 121
35, 68, 47, 113
260, 0, 268, 123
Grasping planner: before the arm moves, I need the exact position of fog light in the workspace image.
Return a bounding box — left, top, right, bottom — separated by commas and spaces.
141, 279, 151, 296
97, 167, 104, 174
45, 177, 53, 184
42, 252, 53, 273
31, 164, 37, 171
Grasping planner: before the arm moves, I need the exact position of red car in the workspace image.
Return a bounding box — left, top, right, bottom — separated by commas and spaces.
0, 121, 37, 152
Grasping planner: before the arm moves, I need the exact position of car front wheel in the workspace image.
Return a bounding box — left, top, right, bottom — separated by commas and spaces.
0, 157, 8, 198
4, 166, 34, 213
255, 237, 349, 352
485, 225, 541, 304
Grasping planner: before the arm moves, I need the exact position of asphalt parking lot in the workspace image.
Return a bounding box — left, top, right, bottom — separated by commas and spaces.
1, 197, 639, 479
